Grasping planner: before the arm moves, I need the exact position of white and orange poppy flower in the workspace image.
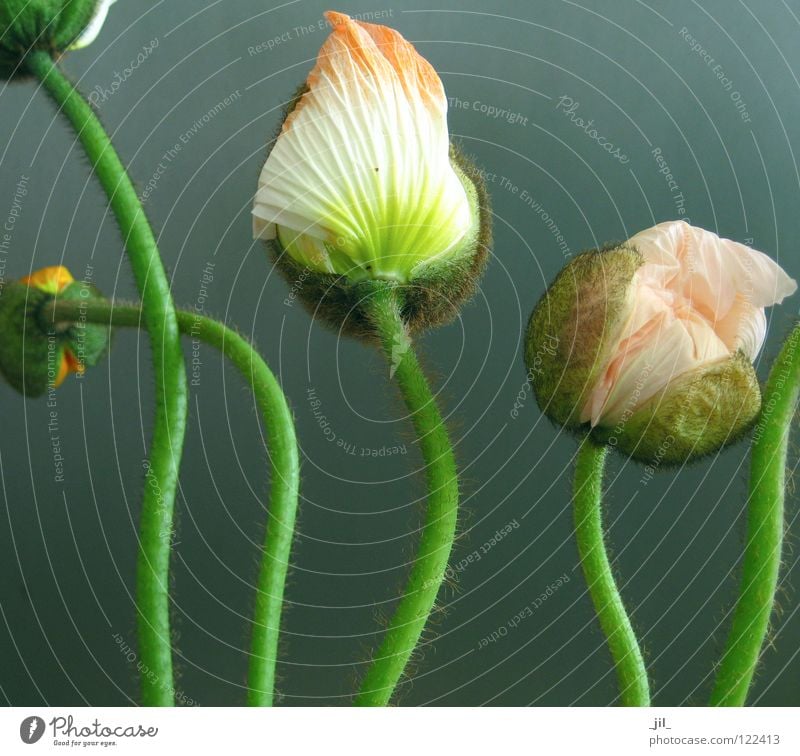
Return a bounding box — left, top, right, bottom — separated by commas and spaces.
253, 11, 489, 333
526, 221, 796, 464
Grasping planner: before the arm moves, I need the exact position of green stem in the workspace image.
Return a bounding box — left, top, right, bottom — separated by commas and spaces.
26, 51, 188, 706
711, 323, 800, 706
354, 282, 459, 707
47, 298, 300, 706
573, 437, 650, 706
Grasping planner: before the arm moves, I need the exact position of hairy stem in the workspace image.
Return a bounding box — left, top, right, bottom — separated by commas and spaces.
711, 323, 800, 705
27, 51, 188, 705
48, 298, 299, 707
355, 282, 459, 706
573, 437, 650, 706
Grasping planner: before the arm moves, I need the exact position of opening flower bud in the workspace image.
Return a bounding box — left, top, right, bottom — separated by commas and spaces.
526, 221, 797, 464
252, 10, 491, 337
0, 266, 110, 396
1, 0, 113, 79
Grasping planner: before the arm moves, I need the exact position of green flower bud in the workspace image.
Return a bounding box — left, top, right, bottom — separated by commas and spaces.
0, 266, 111, 397
0, 0, 113, 79
252, 12, 492, 338
525, 221, 797, 465
0, 282, 54, 396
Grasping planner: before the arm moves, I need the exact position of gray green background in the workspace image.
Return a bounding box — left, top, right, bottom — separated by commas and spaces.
1, 0, 799, 706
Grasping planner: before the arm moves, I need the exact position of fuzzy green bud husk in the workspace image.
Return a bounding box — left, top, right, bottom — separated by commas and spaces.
525, 244, 642, 428
0, 282, 56, 396
592, 350, 761, 465
0, 0, 99, 79
58, 280, 112, 368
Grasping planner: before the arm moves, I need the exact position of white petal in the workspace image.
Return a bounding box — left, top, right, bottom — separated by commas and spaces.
628, 221, 684, 282
252, 12, 472, 281
583, 270, 729, 426
71, 0, 117, 50
596, 314, 728, 426
682, 226, 795, 316
713, 296, 767, 359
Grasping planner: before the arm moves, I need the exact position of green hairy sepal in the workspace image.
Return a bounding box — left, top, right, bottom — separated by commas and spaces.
525, 244, 642, 428
593, 350, 761, 465
58, 280, 112, 368
0, 0, 99, 79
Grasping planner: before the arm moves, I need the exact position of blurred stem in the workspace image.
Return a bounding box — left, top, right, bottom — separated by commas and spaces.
27, 51, 188, 706
48, 299, 299, 707
711, 323, 800, 706
573, 437, 650, 706
354, 282, 460, 706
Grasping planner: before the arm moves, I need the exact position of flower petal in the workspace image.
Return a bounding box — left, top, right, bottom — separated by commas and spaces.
713, 295, 767, 359
590, 311, 729, 426
70, 0, 117, 50
682, 224, 796, 317
631, 220, 797, 319
582, 268, 731, 426
628, 221, 684, 280
21, 266, 75, 295
252, 11, 472, 281
628, 220, 796, 361
54, 349, 82, 388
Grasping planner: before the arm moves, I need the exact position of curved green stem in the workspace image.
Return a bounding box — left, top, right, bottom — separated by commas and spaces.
354, 282, 459, 706
27, 51, 188, 705
573, 437, 650, 706
47, 298, 300, 706
711, 323, 800, 706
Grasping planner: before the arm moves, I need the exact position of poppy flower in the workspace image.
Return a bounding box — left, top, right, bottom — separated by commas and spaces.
253, 10, 490, 336
525, 221, 796, 464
